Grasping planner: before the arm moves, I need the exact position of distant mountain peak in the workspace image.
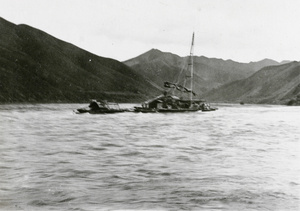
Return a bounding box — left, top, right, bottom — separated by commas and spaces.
249, 58, 278, 64
148, 48, 162, 53
124, 48, 180, 65
280, 60, 293, 64
124, 48, 289, 98
144, 48, 164, 57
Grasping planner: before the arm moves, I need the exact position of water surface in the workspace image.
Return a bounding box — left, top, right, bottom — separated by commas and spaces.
0, 104, 299, 210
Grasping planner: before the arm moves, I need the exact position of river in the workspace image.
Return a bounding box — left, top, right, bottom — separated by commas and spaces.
0, 103, 299, 210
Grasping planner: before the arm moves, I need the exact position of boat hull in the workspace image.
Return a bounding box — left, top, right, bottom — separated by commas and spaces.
158, 108, 199, 112
134, 107, 200, 113
76, 100, 128, 114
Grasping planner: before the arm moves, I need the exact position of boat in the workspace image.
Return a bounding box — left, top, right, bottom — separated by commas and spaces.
76, 99, 129, 114
134, 93, 204, 113
200, 102, 218, 112
134, 33, 217, 113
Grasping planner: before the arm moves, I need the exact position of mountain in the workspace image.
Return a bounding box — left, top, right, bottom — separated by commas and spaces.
124, 49, 186, 90
124, 49, 280, 95
0, 17, 160, 103
1, 16, 296, 105
280, 60, 292, 64
202, 61, 300, 104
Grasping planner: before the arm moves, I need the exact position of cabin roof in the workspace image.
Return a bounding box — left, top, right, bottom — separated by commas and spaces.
144, 94, 205, 104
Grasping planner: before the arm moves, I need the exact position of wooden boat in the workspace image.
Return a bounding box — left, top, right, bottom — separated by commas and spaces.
134, 94, 204, 113
134, 33, 217, 113
76, 100, 128, 114
200, 102, 218, 112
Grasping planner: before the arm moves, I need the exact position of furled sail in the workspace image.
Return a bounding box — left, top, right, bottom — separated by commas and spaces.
164, 81, 196, 96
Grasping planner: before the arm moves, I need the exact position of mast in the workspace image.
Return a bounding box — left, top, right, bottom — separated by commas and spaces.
189, 32, 195, 101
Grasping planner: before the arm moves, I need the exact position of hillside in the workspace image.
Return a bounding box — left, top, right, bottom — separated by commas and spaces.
0, 17, 160, 103
202, 61, 300, 104
124, 49, 280, 95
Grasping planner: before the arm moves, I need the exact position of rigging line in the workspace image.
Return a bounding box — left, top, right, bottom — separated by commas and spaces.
169, 55, 188, 95
175, 58, 188, 84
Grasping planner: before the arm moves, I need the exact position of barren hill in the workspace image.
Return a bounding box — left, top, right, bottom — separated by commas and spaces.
124, 49, 280, 95
202, 61, 300, 104
0, 17, 160, 103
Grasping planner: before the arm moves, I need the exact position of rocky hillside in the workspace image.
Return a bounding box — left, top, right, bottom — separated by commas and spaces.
202, 61, 300, 105
0, 17, 160, 103
124, 49, 280, 95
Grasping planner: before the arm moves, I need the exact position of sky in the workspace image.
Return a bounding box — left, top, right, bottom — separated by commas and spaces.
0, 0, 299, 62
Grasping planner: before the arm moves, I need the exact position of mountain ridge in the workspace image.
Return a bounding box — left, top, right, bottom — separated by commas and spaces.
124, 49, 282, 95
124, 49, 299, 105
202, 61, 300, 104
1, 16, 298, 105
0, 17, 161, 103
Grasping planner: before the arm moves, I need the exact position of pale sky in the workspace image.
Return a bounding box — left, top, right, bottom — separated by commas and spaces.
1, 0, 299, 62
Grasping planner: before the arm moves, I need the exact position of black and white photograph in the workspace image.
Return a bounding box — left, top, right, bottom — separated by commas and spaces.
0, 0, 299, 210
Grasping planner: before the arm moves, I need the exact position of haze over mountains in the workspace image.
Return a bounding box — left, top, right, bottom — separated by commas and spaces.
0, 17, 299, 105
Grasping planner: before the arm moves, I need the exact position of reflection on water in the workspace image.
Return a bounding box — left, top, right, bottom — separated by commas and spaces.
0, 104, 299, 210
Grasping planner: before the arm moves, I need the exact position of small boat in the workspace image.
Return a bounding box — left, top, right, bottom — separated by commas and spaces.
134, 33, 217, 113
76, 99, 128, 114
200, 102, 218, 112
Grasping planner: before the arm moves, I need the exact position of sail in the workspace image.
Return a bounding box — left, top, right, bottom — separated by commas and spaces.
164, 81, 196, 96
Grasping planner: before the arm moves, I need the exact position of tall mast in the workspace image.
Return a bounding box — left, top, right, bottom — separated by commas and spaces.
189, 32, 195, 101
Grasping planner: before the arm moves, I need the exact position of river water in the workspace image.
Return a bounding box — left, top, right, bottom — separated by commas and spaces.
0, 103, 299, 211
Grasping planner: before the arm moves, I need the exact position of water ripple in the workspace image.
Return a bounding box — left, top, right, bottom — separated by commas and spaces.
0, 104, 299, 210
